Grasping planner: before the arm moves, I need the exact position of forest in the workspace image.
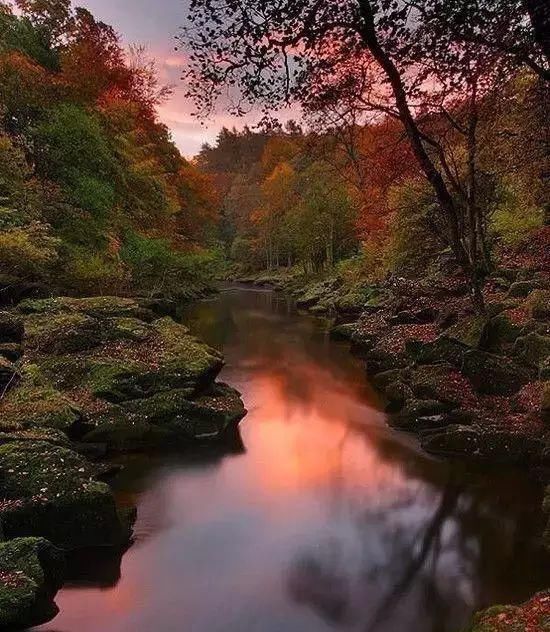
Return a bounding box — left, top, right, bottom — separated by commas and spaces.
0, 0, 221, 302
0, 0, 549, 631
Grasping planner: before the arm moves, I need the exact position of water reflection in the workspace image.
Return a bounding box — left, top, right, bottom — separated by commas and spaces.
35, 287, 550, 632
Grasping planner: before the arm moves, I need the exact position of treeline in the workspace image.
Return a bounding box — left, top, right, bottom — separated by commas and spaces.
200, 72, 547, 283
0, 0, 220, 301
183, 0, 549, 309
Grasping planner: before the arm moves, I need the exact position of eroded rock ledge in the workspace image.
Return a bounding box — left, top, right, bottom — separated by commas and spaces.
0, 295, 246, 628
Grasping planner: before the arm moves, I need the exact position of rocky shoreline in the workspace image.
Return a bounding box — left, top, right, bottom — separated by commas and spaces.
0, 296, 246, 628
236, 264, 550, 629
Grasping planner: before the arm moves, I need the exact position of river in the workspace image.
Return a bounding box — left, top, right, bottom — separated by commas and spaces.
35, 286, 550, 632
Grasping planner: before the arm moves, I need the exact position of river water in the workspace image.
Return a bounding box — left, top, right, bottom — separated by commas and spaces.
35, 287, 550, 632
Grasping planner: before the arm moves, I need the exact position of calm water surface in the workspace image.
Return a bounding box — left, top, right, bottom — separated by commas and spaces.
36, 287, 550, 632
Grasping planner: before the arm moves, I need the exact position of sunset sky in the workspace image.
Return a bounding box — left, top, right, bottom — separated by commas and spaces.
76, 0, 293, 157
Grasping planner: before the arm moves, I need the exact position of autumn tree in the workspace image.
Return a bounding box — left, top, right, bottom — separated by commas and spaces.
180, 0, 548, 309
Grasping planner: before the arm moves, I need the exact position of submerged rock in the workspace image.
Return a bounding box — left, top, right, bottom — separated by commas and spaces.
0, 537, 65, 629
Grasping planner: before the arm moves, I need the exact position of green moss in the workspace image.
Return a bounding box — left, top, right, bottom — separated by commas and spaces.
0, 385, 80, 432
24, 311, 103, 354
0, 441, 130, 549
444, 315, 488, 349
0, 537, 65, 629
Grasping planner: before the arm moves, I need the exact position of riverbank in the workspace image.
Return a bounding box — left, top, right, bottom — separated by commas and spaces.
236, 247, 550, 629
0, 295, 246, 628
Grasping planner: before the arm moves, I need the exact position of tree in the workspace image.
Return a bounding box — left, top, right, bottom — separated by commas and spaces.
180, 0, 548, 309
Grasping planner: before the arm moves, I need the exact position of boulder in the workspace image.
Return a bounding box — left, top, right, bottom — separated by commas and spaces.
421, 425, 544, 464
329, 323, 356, 341
0, 441, 133, 549
443, 315, 488, 348
410, 364, 474, 407
526, 289, 550, 320
484, 314, 523, 352
513, 332, 550, 371
0, 537, 65, 629
18, 296, 156, 322
406, 337, 467, 368
462, 349, 532, 395
0, 311, 23, 342
83, 383, 246, 451
0, 342, 22, 362
506, 280, 543, 299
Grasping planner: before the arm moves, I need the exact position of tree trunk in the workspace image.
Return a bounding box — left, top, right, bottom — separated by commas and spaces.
356, 0, 485, 311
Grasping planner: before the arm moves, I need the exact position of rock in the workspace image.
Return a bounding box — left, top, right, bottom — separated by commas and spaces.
383, 381, 413, 412
400, 398, 452, 418
484, 314, 523, 352
0, 537, 65, 629
0, 441, 133, 549
506, 280, 543, 299
329, 323, 356, 341
410, 364, 473, 407
389, 308, 436, 325
295, 279, 341, 309
0, 342, 22, 362
513, 332, 550, 371
83, 383, 246, 451
18, 296, 156, 322
0, 311, 23, 342
528, 289, 550, 320
462, 349, 532, 395
334, 287, 366, 315
421, 425, 545, 464
0, 386, 81, 435
443, 315, 488, 348
406, 337, 467, 368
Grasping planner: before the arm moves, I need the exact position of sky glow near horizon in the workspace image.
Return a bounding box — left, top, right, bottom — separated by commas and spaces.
75, 0, 294, 158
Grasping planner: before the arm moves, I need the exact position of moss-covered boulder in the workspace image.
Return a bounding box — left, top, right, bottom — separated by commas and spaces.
406, 336, 467, 368
83, 383, 246, 452
0, 386, 81, 435
484, 314, 524, 352
329, 323, 356, 341
19, 296, 155, 322
0, 442, 132, 549
0, 312, 23, 343
462, 350, 532, 395
465, 592, 550, 631
513, 333, 550, 371
421, 425, 545, 464
410, 364, 475, 407
506, 280, 544, 299
442, 315, 488, 349
526, 289, 550, 320
0, 537, 65, 629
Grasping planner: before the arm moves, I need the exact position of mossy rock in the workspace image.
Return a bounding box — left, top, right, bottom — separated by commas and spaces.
334, 286, 367, 314
406, 337, 467, 368
0, 386, 81, 434
422, 425, 544, 464
484, 314, 523, 352
83, 384, 246, 451
329, 323, 356, 341
19, 296, 155, 322
410, 364, 468, 406
443, 315, 488, 349
0, 427, 70, 448
0, 537, 65, 629
513, 332, 550, 371
525, 289, 550, 320
462, 350, 532, 395
0, 441, 132, 549
506, 280, 543, 299
0, 343, 22, 362
23, 311, 103, 355
0, 311, 23, 343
